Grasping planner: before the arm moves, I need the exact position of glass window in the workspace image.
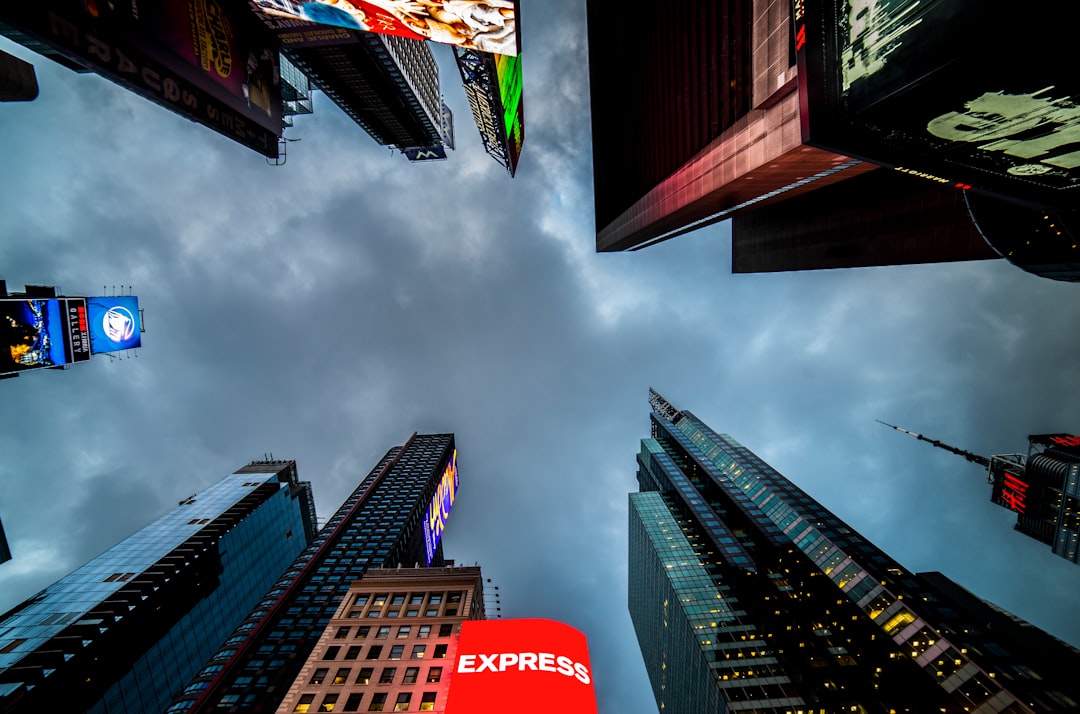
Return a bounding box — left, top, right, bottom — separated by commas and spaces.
438, 624, 453, 637
447, 592, 462, 604
411, 646, 425, 659
356, 668, 374, 685
333, 668, 351, 685
408, 594, 424, 605
319, 694, 339, 712
372, 594, 388, 607
356, 627, 371, 639
345, 646, 362, 660
419, 693, 436, 711
426, 667, 442, 683
403, 667, 419, 684
406, 610, 419, 617
433, 645, 447, 659
323, 646, 341, 660
310, 668, 329, 685
343, 693, 364, 712
368, 693, 387, 711
394, 693, 411, 711
376, 626, 391, 639
335, 627, 350, 640
391, 594, 406, 605
366, 646, 383, 660
428, 594, 442, 605
379, 667, 397, 684
294, 694, 316, 713
397, 626, 411, 638
389, 645, 404, 660
424, 609, 438, 617
417, 626, 431, 639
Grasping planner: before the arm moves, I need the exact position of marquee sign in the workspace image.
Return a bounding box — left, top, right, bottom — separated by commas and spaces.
423, 449, 459, 566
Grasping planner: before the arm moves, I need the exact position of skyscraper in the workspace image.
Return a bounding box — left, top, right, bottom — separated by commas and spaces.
587, 1, 1079, 281
629, 389, 1080, 712
0, 518, 10, 566
170, 433, 459, 713
0, 460, 317, 714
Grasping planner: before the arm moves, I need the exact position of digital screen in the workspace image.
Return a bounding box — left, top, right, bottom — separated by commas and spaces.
250, 0, 518, 56
991, 470, 1030, 514
445, 619, 599, 714
1, 299, 69, 374
423, 449, 458, 566
1030, 434, 1080, 459
495, 52, 524, 173
64, 298, 91, 364
404, 144, 448, 162
794, 0, 1080, 209
86, 297, 142, 354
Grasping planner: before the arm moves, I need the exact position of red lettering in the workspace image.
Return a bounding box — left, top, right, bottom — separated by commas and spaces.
999, 472, 1028, 513
1050, 435, 1080, 447
795, 25, 806, 51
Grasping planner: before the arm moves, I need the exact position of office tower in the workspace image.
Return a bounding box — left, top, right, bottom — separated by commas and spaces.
880, 423, 1080, 567
0, 460, 317, 714
0, 518, 10, 566
629, 389, 1080, 712
276, 565, 484, 714
587, 1, 1079, 282
170, 433, 459, 713
0, 48, 36, 101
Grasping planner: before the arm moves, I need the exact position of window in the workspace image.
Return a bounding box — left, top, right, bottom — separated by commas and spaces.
406, 610, 419, 617
366, 646, 383, 660
376, 626, 391, 639
373, 594, 388, 607
333, 668, 351, 685
409, 594, 424, 605
379, 667, 397, 684
391, 594, 406, 605
433, 645, 447, 659
426, 667, 442, 683
368, 693, 387, 711
424, 609, 438, 617
324, 647, 341, 660
389, 645, 404, 660
0, 639, 26, 655
419, 693, 437, 711
403, 667, 419, 684
397, 626, 411, 638
319, 694, 339, 712
429, 594, 442, 605
310, 668, 329, 685
410, 646, 426, 659
367, 610, 381, 619
345, 646, 362, 660
394, 693, 411, 711
335, 627, 351, 639
438, 624, 453, 637
343, 693, 364, 712
386, 610, 399, 619
448, 592, 462, 604
294, 694, 316, 713
356, 627, 371, 639
354, 595, 370, 607
356, 668, 374, 685
417, 626, 431, 639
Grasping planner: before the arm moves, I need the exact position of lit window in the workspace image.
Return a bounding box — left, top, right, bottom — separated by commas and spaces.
403, 667, 419, 684
433, 645, 447, 659
310, 668, 329, 685
356, 668, 374, 685
417, 626, 431, 639
411, 646, 426, 659
368, 693, 387, 711
389, 645, 404, 660
319, 693, 339, 712
294, 694, 316, 713
333, 668, 350, 685
397, 626, 411, 639
394, 693, 412, 711
426, 667, 442, 683
419, 693, 436, 711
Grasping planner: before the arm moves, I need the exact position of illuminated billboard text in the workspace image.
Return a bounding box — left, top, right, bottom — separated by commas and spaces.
87, 297, 142, 354
446, 619, 599, 714
423, 449, 458, 565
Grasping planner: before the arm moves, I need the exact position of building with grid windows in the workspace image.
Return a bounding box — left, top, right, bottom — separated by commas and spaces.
629, 389, 1080, 712
0, 460, 317, 714
276, 566, 483, 714
171, 433, 459, 713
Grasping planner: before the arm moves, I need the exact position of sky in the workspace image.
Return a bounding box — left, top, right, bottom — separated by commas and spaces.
2, 2, 1080, 713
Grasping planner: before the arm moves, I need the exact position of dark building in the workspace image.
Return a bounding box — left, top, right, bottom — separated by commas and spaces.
0, 519, 10, 566
587, 1, 1080, 282
0, 460, 317, 714
881, 423, 1080, 567
169, 433, 459, 713
629, 389, 1080, 712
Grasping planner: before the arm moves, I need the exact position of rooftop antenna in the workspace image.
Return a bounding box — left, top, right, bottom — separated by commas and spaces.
876, 420, 991, 467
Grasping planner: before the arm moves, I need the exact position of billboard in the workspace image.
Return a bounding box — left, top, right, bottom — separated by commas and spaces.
793, 0, 1080, 209
445, 619, 599, 714
1, 298, 88, 375
495, 52, 523, 174
1030, 434, 1080, 459
454, 47, 523, 175
250, 0, 519, 56
0, 1, 283, 157
423, 449, 458, 566
990, 467, 1030, 515
86, 297, 142, 354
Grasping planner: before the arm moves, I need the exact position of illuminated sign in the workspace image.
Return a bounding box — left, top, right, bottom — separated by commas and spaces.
454, 47, 523, 175
794, 0, 1080, 209
423, 449, 458, 566
1030, 434, 1080, 459
2, 299, 69, 374
446, 619, 599, 714
996, 472, 1029, 514
0, 1, 282, 158
495, 52, 524, 174
65, 298, 91, 364
86, 297, 142, 354
403, 144, 448, 162
250, 0, 519, 56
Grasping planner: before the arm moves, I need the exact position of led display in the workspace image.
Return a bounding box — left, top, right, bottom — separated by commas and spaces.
495, 52, 524, 173
251, 0, 519, 56
1, 299, 69, 374
445, 619, 599, 714
86, 297, 142, 354
794, 0, 1080, 209
1030, 434, 1080, 459
423, 449, 458, 566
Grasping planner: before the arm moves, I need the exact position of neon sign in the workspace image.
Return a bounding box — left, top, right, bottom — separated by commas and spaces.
1050, 435, 1080, 448
423, 449, 458, 566
998, 472, 1028, 514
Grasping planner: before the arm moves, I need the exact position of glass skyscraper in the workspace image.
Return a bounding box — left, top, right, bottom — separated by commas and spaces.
170, 433, 458, 713
0, 460, 317, 713
629, 389, 1080, 712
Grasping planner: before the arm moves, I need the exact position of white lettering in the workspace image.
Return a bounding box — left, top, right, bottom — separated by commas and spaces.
556, 655, 574, 677
476, 653, 499, 673
573, 662, 591, 685
458, 651, 592, 684
457, 654, 476, 673
498, 653, 518, 670
518, 652, 538, 670
538, 653, 556, 672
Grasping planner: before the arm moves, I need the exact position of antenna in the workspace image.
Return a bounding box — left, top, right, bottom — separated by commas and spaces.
876, 420, 991, 468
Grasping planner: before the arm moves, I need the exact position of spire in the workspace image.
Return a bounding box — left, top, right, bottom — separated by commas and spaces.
649, 388, 682, 423
876, 420, 991, 468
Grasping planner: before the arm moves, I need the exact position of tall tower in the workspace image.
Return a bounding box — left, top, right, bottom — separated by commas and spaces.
628, 389, 1080, 712
0, 460, 317, 714
170, 433, 459, 713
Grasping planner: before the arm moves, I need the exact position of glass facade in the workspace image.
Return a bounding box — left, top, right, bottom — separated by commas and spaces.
0, 461, 316, 713
629, 390, 1080, 712
172, 433, 457, 714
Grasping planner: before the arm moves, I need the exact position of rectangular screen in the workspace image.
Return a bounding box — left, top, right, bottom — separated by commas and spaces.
423, 449, 459, 566
86, 297, 142, 354
495, 52, 523, 174
1, 298, 70, 374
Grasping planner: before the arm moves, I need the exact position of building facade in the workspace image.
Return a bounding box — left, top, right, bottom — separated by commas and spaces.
276, 566, 484, 714
0, 519, 10, 566
629, 389, 1080, 712
0, 460, 317, 714
170, 433, 459, 713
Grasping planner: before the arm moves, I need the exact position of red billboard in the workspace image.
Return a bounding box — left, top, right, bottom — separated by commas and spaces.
445, 619, 598, 714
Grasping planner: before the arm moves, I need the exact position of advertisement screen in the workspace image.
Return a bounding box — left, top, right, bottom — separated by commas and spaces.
1030, 434, 1080, 459
495, 52, 523, 173
0, 1, 282, 157
64, 298, 91, 364
446, 619, 599, 714
423, 449, 459, 566
1, 299, 69, 374
86, 297, 142, 354
794, 0, 1080, 209
251, 0, 518, 56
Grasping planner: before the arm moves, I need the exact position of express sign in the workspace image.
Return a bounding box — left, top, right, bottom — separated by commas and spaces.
445, 619, 598, 714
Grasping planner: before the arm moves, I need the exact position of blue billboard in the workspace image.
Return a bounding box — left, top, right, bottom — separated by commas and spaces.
1, 299, 69, 375
87, 297, 142, 354
423, 449, 459, 566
